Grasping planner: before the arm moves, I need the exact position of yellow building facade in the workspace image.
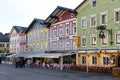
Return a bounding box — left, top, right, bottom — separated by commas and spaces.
0, 33, 9, 58
25, 18, 48, 62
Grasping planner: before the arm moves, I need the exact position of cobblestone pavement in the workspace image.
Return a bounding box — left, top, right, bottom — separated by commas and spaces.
0, 64, 119, 80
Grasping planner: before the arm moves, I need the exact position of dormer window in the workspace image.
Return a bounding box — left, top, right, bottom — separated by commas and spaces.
92, 0, 96, 8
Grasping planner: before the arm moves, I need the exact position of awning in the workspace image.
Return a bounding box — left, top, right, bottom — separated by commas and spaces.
8, 52, 76, 58
31, 53, 63, 58
6, 53, 21, 58
14, 53, 33, 58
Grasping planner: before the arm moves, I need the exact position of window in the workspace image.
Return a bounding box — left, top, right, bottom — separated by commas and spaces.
101, 14, 107, 24
102, 33, 108, 46
116, 32, 120, 45
65, 22, 69, 35
82, 36, 87, 47
59, 29, 63, 36
65, 42, 69, 50
81, 17, 86, 28
66, 27, 69, 35
91, 35, 97, 46
92, 56, 97, 64
73, 21, 76, 34
82, 56, 86, 64
59, 43, 63, 50
115, 11, 120, 22
103, 57, 109, 65
73, 27, 76, 34
53, 30, 56, 37
54, 43, 57, 50
100, 12, 107, 25
92, 0, 96, 8
90, 15, 96, 27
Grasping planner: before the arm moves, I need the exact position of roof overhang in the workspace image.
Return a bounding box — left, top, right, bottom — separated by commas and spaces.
75, 0, 91, 12
44, 6, 77, 27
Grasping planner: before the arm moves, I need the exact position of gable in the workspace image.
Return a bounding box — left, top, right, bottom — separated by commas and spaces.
25, 18, 45, 33
9, 27, 18, 38
54, 11, 76, 23
44, 6, 76, 27
28, 22, 46, 33
75, 0, 91, 12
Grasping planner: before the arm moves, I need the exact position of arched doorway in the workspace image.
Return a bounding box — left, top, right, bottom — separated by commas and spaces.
118, 56, 120, 67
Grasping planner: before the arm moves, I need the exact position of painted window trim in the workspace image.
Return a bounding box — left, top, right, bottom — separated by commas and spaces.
53, 30, 57, 37
90, 34, 97, 47
91, 0, 97, 8
65, 42, 70, 50
59, 28, 63, 36
90, 14, 97, 27
66, 24, 69, 35
114, 8, 120, 23
71, 13, 75, 18
81, 35, 87, 47
115, 31, 120, 46
81, 17, 87, 29
59, 43, 63, 50
102, 56, 109, 66
100, 11, 108, 25
92, 56, 97, 65
101, 32, 108, 46
73, 20, 77, 34
81, 56, 86, 64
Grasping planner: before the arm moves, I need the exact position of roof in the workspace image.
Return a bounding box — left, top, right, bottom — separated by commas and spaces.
75, 0, 87, 11
9, 26, 27, 37
0, 34, 9, 42
44, 6, 77, 27
0, 32, 3, 37
25, 18, 44, 33
13, 26, 27, 33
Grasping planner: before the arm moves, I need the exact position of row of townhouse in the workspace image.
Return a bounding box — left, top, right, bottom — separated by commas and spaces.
8, 0, 120, 71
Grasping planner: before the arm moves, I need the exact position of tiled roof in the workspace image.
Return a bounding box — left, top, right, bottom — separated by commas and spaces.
44, 6, 77, 27
0, 32, 3, 37
25, 18, 45, 33
13, 26, 27, 33
0, 33, 9, 42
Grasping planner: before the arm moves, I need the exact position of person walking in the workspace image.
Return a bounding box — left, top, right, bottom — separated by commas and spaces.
27, 59, 32, 68
0, 57, 2, 64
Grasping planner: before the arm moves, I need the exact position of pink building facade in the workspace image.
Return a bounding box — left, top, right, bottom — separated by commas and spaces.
45, 6, 77, 52
19, 29, 27, 53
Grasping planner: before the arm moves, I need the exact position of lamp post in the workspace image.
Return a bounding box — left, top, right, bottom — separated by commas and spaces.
86, 51, 90, 73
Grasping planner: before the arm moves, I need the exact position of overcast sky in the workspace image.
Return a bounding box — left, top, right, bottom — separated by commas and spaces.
0, 0, 83, 34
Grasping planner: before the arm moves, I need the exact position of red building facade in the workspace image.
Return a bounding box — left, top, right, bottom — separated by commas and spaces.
45, 6, 77, 52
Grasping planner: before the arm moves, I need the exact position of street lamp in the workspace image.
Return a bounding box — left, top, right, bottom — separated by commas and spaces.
96, 25, 113, 45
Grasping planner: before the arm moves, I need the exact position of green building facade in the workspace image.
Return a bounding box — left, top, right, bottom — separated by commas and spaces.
75, 0, 120, 70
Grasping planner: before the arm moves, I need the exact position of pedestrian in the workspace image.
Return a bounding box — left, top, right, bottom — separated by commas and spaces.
0, 57, 2, 64
27, 59, 32, 67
